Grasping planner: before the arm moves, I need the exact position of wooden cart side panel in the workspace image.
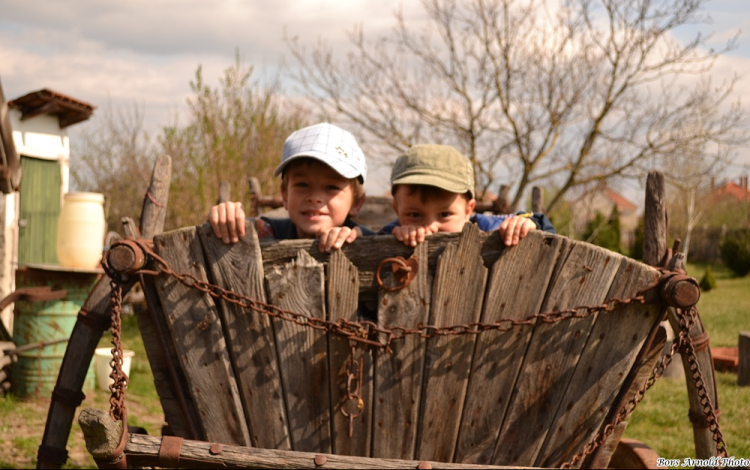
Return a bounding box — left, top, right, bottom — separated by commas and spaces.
198, 221, 291, 450
266, 250, 331, 453
372, 242, 432, 460
535, 257, 662, 467
491, 240, 622, 467
455, 231, 565, 464
327, 249, 373, 456
152, 226, 251, 446
416, 223, 488, 463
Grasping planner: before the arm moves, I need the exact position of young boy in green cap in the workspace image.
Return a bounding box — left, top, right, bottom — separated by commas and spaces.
208, 122, 374, 252
378, 144, 555, 246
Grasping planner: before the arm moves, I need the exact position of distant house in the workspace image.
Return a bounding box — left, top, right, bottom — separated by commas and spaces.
710, 176, 750, 203
570, 184, 639, 249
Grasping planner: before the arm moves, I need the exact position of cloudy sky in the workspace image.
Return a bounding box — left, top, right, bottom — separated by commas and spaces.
2, 0, 750, 197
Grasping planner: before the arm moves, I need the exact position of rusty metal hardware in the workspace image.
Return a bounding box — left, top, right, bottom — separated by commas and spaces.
340, 345, 365, 437
376, 256, 418, 292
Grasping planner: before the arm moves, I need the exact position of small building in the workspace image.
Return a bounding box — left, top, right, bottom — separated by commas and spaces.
0, 87, 94, 333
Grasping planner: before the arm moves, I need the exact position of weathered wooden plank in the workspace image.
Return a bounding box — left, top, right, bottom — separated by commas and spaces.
372, 242, 431, 460
122, 432, 525, 469
152, 226, 250, 445
455, 231, 564, 464
266, 250, 331, 453
198, 220, 290, 450
585, 325, 667, 469
327, 250, 372, 456
535, 257, 662, 467
491, 240, 621, 467
124, 217, 201, 440
259, 230, 509, 301
416, 223, 488, 463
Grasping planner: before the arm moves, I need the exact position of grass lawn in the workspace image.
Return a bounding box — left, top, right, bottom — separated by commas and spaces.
623, 262, 750, 463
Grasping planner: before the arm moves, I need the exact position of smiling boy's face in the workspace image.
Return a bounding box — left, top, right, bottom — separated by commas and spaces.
392, 184, 475, 233
282, 159, 364, 239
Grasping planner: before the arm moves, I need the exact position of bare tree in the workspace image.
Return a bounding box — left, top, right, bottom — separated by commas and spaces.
286, 0, 747, 211
70, 102, 156, 232
161, 53, 310, 228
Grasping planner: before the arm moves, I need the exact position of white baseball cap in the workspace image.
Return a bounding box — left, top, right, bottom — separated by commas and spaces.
274, 123, 367, 183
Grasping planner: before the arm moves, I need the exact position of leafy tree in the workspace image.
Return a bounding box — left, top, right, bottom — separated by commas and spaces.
287, 0, 747, 212
630, 216, 645, 261
699, 265, 717, 291
161, 54, 310, 228
720, 229, 750, 277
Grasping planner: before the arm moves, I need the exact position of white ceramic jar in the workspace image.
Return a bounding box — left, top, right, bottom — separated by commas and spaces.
56, 192, 106, 269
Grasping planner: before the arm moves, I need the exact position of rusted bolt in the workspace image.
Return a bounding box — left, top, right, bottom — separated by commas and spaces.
314, 454, 327, 466
417, 462, 433, 469
209, 443, 223, 455
107, 239, 146, 274
659, 274, 700, 309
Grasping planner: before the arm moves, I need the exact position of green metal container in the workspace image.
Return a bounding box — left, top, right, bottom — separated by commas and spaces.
12, 264, 101, 398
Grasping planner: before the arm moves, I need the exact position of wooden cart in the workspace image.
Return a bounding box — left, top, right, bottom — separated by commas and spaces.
37, 156, 723, 469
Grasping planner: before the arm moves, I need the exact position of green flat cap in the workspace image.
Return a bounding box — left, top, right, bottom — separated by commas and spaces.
391, 144, 475, 198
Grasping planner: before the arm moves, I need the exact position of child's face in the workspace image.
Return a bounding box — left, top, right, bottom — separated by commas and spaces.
392, 185, 475, 233
282, 161, 362, 239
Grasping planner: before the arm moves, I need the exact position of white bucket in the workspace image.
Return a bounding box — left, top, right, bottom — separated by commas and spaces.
94, 347, 134, 392
57, 192, 106, 269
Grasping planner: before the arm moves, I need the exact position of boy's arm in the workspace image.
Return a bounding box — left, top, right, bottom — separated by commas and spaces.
516, 212, 556, 234
317, 226, 363, 253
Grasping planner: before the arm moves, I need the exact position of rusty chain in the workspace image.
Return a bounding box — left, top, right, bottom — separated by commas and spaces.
104, 240, 726, 467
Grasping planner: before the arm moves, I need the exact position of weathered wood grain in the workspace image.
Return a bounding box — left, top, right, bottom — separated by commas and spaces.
123, 432, 522, 469
585, 325, 667, 469
152, 226, 250, 445
372, 242, 431, 460
265, 250, 331, 453
416, 223, 488, 463
455, 231, 564, 464
198, 220, 290, 450
327, 249, 372, 456
491, 240, 622, 466
535, 257, 662, 467
124, 217, 201, 440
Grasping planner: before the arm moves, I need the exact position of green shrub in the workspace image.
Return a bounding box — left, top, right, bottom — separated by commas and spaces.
720, 230, 750, 277
583, 208, 622, 253
699, 265, 718, 291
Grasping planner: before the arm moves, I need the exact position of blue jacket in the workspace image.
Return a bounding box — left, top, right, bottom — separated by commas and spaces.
260, 216, 376, 240
377, 212, 556, 235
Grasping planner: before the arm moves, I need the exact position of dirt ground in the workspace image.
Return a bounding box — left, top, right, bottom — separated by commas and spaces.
0, 388, 166, 469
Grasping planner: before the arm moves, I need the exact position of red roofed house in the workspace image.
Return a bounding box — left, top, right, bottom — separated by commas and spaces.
710, 176, 750, 203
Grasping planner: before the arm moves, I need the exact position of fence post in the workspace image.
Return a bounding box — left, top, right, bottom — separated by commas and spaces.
531, 186, 544, 213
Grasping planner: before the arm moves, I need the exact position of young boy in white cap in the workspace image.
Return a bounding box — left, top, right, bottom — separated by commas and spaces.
379, 144, 555, 246
208, 122, 374, 252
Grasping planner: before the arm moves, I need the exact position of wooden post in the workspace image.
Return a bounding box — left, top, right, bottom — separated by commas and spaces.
217, 181, 231, 204
739, 332, 750, 386
643, 172, 667, 267
531, 186, 543, 213
492, 184, 511, 214
248, 177, 261, 216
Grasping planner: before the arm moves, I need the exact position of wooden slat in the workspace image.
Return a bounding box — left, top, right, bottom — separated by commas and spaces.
491, 240, 622, 467
455, 231, 564, 464
416, 223, 488, 462
198, 220, 290, 450
152, 226, 250, 445
266, 250, 331, 452
123, 218, 201, 440
535, 257, 662, 467
327, 249, 372, 456
372, 242, 431, 459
